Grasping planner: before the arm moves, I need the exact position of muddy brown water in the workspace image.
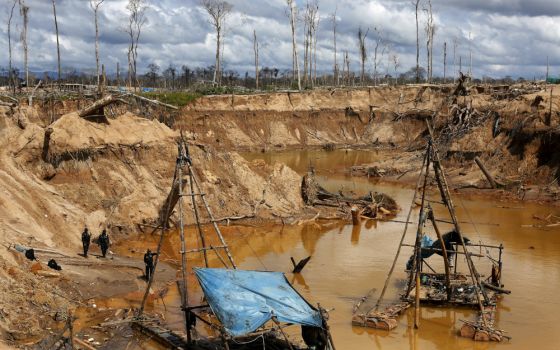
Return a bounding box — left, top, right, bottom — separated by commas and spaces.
106, 149, 560, 349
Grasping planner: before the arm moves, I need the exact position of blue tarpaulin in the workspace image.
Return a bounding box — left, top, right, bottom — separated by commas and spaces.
194, 268, 322, 336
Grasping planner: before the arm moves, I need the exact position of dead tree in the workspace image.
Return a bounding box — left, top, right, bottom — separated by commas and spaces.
201, 0, 232, 87
358, 27, 369, 85
125, 0, 147, 91
7, 0, 17, 93
468, 31, 473, 77
331, 8, 338, 86
392, 54, 399, 85
372, 27, 385, 86
453, 37, 458, 83
90, 0, 105, 90
52, 0, 61, 82
19, 0, 30, 88
424, 0, 435, 83
286, 0, 301, 90
253, 29, 259, 89
344, 50, 350, 86
311, 2, 319, 86
302, 0, 319, 87
443, 41, 447, 83
414, 0, 421, 83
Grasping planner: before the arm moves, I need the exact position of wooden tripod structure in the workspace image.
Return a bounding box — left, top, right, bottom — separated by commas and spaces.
136, 138, 236, 344
354, 118, 508, 341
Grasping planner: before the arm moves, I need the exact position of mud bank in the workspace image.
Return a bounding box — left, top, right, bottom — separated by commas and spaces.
0, 83, 558, 346
178, 85, 559, 202
0, 103, 304, 345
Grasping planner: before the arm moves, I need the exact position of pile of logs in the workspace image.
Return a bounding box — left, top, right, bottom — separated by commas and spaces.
301, 171, 399, 221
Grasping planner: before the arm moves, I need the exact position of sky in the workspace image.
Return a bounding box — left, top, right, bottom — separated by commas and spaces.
0, 0, 559, 79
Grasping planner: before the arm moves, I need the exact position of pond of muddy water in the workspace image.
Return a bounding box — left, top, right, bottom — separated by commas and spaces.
109, 149, 560, 350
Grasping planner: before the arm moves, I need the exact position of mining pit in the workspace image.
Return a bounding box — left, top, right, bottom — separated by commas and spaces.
0, 84, 559, 349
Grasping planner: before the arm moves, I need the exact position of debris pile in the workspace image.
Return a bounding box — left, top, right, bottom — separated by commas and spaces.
301, 170, 399, 220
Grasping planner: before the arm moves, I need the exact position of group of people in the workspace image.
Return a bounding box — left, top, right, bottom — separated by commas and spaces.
80, 226, 157, 282
81, 227, 110, 258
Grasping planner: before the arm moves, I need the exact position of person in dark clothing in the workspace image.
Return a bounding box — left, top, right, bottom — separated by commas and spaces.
144, 249, 158, 281
98, 229, 110, 258
81, 227, 91, 257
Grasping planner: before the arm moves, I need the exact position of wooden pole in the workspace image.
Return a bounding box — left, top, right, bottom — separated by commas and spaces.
546, 87, 553, 126
188, 166, 209, 268
427, 209, 452, 300
318, 304, 336, 350
272, 316, 295, 350
351, 206, 361, 226
413, 141, 431, 329
374, 148, 428, 311
138, 152, 180, 316
187, 159, 236, 269
426, 119, 489, 326
474, 156, 497, 189
177, 144, 192, 342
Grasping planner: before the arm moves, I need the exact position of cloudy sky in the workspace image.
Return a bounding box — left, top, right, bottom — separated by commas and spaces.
0, 0, 559, 79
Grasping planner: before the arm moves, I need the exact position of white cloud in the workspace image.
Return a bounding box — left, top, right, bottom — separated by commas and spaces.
0, 0, 558, 78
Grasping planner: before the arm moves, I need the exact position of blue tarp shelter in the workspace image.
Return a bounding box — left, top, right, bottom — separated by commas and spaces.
194, 268, 322, 337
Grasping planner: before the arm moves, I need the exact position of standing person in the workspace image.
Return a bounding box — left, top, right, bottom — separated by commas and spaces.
144, 249, 158, 281
98, 229, 110, 258
81, 227, 91, 257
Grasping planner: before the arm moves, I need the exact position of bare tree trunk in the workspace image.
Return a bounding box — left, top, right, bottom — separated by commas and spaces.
332, 9, 338, 86
287, 0, 301, 90
8, 0, 17, 94
313, 9, 319, 87
20, 1, 30, 88
52, 0, 61, 82
453, 38, 457, 83
546, 55, 549, 83
468, 31, 473, 78
414, 0, 420, 83
116, 61, 120, 86
253, 29, 259, 90
358, 27, 368, 85
90, 1, 105, 90
214, 28, 220, 85
443, 42, 447, 83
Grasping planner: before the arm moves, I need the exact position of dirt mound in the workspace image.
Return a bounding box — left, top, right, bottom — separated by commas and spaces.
0, 104, 306, 344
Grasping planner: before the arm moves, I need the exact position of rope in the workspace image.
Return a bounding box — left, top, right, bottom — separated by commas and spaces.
236, 227, 268, 271
230, 333, 266, 347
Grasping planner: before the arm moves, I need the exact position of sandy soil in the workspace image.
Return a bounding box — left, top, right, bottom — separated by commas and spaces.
0, 83, 558, 346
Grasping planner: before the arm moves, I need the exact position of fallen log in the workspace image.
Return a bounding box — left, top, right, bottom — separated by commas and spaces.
481, 282, 511, 295
78, 94, 120, 118
474, 156, 498, 189
126, 93, 179, 110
